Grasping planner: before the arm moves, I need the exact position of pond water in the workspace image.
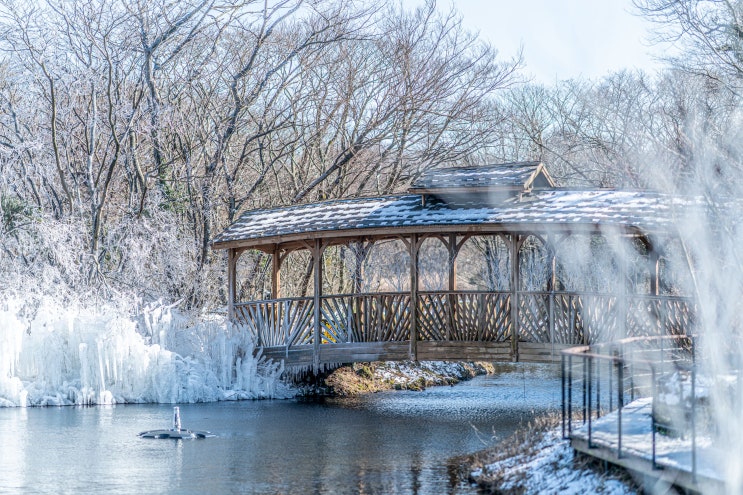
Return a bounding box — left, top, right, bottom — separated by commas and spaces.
0, 364, 561, 494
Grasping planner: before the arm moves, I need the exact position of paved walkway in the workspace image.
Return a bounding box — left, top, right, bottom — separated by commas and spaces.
570, 398, 725, 493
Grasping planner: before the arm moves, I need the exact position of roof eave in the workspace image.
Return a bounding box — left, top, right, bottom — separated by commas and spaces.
211, 221, 658, 252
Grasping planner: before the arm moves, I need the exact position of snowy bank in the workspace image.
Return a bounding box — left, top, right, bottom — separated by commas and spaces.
460, 416, 638, 494
0, 298, 292, 406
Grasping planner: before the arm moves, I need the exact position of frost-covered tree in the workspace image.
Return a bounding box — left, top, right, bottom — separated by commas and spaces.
0, 0, 521, 308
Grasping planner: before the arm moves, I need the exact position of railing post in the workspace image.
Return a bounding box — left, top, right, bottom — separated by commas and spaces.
582, 354, 587, 424
549, 291, 555, 355
609, 352, 613, 411
587, 355, 593, 447
618, 356, 624, 459
568, 353, 573, 437
596, 354, 601, 418
447, 292, 455, 341
568, 294, 583, 345
691, 336, 697, 483
562, 352, 567, 439
651, 364, 657, 469
346, 298, 353, 343
283, 300, 289, 350
630, 345, 635, 402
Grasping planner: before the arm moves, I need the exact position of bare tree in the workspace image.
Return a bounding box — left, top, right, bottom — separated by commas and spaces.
635, 0, 743, 91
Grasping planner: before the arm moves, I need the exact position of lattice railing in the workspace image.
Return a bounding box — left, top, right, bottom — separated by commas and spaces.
234, 298, 314, 346
235, 292, 696, 350
626, 295, 696, 338
318, 293, 412, 343
552, 293, 583, 344
418, 292, 511, 342
577, 294, 620, 343
319, 295, 353, 343
360, 293, 411, 342
517, 293, 550, 342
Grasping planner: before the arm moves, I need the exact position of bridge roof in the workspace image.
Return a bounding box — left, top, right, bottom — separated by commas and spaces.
409, 161, 555, 194
212, 188, 686, 252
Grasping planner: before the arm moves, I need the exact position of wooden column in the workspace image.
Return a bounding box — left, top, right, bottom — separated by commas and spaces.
351, 241, 373, 344
227, 248, 238, 323
548, 243, 557, 352
510, 235, 521, 361
312, 239, 325, 371
448, 234, 457, 292
447, 234, 457, 341
409, 234, 420, 361
271, 246, 282, 300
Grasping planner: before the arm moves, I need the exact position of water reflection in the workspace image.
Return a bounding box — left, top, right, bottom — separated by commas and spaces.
0, 364, 560, 494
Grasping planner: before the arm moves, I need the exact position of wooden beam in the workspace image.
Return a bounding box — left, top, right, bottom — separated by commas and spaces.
211, 222, 648, 253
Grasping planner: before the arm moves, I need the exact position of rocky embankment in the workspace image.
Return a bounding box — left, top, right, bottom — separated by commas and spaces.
301, 361, 494, 397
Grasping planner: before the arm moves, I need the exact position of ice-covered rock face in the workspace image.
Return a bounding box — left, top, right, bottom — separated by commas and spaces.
0, 298, 290, 407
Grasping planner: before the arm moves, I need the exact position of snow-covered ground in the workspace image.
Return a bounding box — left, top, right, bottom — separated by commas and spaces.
0, 298, 291, 407
468, 423, 638, 494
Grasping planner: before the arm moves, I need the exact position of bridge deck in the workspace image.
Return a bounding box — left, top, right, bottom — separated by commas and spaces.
260, 341, 574, 367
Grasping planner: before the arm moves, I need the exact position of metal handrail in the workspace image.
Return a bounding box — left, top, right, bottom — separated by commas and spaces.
562, 335, 698, 480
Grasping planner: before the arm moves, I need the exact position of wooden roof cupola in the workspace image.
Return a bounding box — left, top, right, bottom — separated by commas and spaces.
409, 161, 556, 207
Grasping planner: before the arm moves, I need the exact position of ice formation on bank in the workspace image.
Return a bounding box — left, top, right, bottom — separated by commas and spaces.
0, 298, 288, 407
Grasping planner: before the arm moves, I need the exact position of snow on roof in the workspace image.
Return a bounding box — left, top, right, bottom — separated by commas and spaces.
409, 161, 554, 192
212, 189, 682, 250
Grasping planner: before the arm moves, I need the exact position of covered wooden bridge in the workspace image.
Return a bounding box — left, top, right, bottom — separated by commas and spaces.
212, 162, 694, 370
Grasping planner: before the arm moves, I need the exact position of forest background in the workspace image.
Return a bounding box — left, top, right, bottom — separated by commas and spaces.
0, 0, 740, 316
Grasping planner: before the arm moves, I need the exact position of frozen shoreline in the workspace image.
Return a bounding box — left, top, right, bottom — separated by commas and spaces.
0, 298, 291, 407
0, 297, 494, 407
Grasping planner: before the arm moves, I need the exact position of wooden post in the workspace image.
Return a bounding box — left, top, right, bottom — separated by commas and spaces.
312, 239, 324, 371
448, 234, 457, 292
447, 234, 457, 341
352, 240, 372, 344
510, 235, 521, 361
271, 246, 282, 299
271, 246, 282, 350
549, 247, 556, 355
409, 234, 420, 361
228, 248, 237, 323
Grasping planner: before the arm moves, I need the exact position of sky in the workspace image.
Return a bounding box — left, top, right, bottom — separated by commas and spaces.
404, 0, 669, 83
